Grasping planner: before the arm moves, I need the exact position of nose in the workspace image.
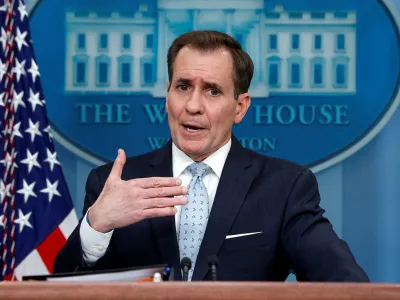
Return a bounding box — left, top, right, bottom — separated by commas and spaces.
185, 88, 204, 115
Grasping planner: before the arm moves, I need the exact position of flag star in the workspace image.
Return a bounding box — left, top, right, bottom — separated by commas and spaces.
12, 59, 26, 82
40, 179, 61, 202
0, 215, 4, 228
12, 91, 26, 112
28, 89, 43, 112
0, 151, 17, 169
0, 59, 7, 82
25, 119, 42, 142
10, 121, 23, 141
0, 92, 5, 107
14, 209, 33, 233
44, 149, 60, 171
15, 28, 28, 51
18, 0, 28, 21
1, 121, 7, 137
43, 125, 53, 140
0, 27, 7, 51
17, 180, 37, 204
0, 4, 8, 12
0, 181, 11, 203
28, 59, 40, 83
0, 152, 18, 172
21, 149, 41, 173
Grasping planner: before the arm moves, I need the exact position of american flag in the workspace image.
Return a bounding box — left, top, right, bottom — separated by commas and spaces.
0, 0, 78, 280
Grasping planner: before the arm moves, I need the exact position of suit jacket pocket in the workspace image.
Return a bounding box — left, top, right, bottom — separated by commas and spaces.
221, 232, 269, 252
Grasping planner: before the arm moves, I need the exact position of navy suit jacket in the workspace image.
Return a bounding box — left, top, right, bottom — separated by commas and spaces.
54, 137, 369, 282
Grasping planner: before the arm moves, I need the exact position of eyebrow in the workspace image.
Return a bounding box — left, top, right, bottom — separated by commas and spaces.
175, 78, 191, 85
174, 77, 223, 90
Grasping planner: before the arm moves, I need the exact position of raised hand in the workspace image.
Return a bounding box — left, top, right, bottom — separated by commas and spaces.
88, 149, 188, 233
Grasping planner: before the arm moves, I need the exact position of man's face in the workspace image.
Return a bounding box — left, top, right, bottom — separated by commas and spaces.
166, 46, 250, 161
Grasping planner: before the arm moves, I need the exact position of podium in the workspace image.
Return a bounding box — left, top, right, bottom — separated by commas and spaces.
0, 282, 400, 300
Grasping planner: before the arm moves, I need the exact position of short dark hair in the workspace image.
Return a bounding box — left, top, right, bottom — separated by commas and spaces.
167, 30, 254, 99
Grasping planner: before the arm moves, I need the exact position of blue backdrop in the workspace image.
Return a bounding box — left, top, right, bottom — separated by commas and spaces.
25, 0, 400, 282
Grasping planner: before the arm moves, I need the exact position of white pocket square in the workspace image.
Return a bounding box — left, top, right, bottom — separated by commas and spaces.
225, 231, 262, 239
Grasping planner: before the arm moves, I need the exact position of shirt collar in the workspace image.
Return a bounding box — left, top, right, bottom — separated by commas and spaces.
172, 139, 232, 178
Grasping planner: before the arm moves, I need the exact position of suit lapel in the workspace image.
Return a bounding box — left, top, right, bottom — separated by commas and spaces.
192, 137, 254, 281
148, 141, 182, 280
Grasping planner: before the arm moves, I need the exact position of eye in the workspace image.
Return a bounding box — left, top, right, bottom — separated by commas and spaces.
177, 84, 189, 91
207, 89, 220, 96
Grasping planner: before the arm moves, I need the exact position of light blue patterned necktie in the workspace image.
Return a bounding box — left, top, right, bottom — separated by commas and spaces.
178, 162, 211, 281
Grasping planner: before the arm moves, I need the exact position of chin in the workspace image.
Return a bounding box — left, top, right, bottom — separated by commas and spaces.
179, 141, 209, 160
182, 144, 205, 155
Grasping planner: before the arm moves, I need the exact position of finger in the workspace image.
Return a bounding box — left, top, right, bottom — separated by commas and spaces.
142, 186, 188, 199
142, 207, 177, 219
129, 177, 182, 189
109, 149, 126, 181
145, 197, 188, 209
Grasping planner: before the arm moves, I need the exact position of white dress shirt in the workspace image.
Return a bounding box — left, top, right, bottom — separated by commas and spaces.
80, 139, 231, 265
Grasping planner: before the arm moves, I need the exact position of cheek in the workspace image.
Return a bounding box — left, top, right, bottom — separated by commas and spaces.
208, 105, 236, 130
223, 103, 238, 118
167, 103, 182, 121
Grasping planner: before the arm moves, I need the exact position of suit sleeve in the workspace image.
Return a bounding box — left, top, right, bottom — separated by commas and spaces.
53, 167, 115, 273
281, 169, 369, 282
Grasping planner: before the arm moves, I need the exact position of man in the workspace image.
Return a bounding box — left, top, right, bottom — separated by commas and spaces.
54, 30, 369, 282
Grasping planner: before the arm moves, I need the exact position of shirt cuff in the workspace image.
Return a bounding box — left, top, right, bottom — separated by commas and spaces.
80, 210, 114, 265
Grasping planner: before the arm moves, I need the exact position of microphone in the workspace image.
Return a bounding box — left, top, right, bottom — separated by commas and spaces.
207, 255, 219, 281
180, 257, 192, 281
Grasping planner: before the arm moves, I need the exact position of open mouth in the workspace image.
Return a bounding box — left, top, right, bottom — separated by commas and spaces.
182, 124, 205, 133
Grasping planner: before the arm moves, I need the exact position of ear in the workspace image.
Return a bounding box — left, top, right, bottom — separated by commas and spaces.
234, 93, 251, 124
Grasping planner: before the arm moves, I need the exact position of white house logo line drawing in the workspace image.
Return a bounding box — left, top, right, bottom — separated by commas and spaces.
64, 2, 357, 98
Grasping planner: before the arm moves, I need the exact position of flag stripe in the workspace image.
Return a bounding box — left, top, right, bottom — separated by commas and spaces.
59, 209, 78, 239
13, 249, 49, 281
36, 226, 67, 274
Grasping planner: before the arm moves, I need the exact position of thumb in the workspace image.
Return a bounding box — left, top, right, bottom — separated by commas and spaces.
109, 149, 126, 180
